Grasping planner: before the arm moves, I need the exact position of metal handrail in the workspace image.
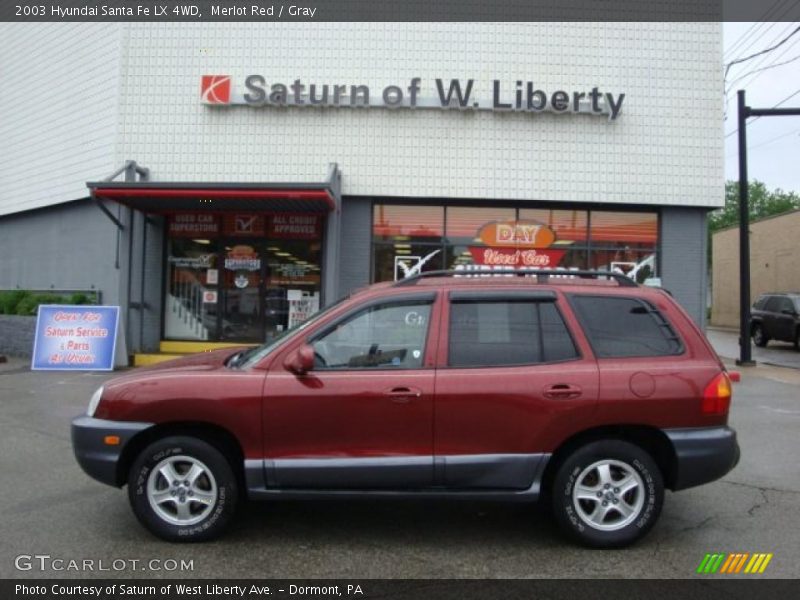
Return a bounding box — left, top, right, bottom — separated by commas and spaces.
393, 268, 638, 288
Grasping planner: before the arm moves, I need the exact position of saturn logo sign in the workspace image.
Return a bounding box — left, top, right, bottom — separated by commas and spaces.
201, 75, 231, 104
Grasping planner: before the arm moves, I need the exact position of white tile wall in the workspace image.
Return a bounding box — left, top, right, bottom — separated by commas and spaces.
0, 22, 724, 217
0, 24, 122, 216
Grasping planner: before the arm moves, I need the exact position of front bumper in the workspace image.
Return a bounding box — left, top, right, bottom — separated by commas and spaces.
664, 426, 740, 491
71, 415, 152, 487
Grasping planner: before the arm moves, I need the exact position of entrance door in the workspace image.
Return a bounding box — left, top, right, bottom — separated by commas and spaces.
220, 242, 266, 343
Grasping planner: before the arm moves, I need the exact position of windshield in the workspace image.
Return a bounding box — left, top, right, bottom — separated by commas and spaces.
233, 294, 351, 369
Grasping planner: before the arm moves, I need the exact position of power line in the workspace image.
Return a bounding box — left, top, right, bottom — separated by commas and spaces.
724, 86, 800, 139
751, 127, 800, 150
724, 25, 800, 80
723, 2, 790, 61
726, 127, 800, 158
726, 45, 800, 94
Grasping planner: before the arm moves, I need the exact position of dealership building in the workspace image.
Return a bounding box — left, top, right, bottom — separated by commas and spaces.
0, 22, 722, 365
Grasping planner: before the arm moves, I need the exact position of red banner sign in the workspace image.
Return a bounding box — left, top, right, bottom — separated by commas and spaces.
468, 247, 566, 268
268, 214, 321, 239
222, 213, 265, 237
168, 214, 219, 237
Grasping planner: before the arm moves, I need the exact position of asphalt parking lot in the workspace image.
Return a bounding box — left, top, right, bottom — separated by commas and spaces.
0, 355, 798, 579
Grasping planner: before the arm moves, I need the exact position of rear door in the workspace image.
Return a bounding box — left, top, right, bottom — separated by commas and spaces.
433, 290, 599, 490
773, 296, 796, 342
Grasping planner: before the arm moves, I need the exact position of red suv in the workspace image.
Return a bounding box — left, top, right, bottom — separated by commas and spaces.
72, 270, 739, 547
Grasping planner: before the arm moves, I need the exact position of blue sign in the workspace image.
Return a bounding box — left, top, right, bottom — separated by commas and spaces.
31, 305, 120, 371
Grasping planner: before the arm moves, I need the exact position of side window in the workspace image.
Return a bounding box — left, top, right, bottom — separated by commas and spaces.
764, 296, 782, 313
753, 296, 768, 310
448, 300, 578, 367
311, 302, 431, 369
539, 302, 579, 362
570, 295, 683, 358
778, 297, 795, 314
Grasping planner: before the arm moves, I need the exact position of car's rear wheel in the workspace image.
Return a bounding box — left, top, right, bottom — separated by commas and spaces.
794, 327, 799, 350
551, 440, 663, 548
128, 436, 238, 542
752, 323, 768, 347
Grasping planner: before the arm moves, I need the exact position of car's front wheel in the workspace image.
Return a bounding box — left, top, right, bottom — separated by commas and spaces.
752, 323, 768, 347
128, 436, 238, 542
551, 440, 664, 548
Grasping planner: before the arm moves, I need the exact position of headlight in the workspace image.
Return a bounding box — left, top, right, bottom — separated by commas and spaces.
87, 386, 104, 417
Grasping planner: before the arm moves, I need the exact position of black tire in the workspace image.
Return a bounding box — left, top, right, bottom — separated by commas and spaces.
794, 328, 799, 351
127, 436, 238, 542
752, 323, 768, 347
551, 440, 664, 548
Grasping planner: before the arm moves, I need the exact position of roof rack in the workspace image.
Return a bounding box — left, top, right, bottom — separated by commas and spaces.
393, 268, 638, 288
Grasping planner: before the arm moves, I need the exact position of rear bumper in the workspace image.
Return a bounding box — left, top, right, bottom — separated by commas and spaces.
71, 415, 152, 487
664, 426, 740, 491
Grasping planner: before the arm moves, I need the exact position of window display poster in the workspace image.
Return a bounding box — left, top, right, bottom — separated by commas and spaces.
288, 291, 320, 329
31, 305, 120, 371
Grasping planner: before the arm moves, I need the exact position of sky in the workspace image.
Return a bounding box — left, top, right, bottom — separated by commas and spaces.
723, 20, 800, 193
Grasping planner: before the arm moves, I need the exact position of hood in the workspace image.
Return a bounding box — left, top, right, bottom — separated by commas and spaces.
144, 347, 248, 370
110, 347, 249, 383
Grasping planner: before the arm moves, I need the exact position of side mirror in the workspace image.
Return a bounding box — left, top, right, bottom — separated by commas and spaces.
284, 344, 315, 375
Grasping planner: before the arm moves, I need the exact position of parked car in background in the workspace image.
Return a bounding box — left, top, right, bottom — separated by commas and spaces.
750, 293, 800, 349
72, 269, 740, 548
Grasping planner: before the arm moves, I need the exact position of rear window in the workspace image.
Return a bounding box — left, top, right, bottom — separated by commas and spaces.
569, 295, 683, 358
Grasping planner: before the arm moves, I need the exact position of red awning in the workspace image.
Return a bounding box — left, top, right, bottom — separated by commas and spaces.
89, 184, 336, 213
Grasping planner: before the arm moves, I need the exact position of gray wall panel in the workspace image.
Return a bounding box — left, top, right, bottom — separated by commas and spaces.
0, 200, 121, 302
0, 199, 128, 363
337, 197, 372, 298
660, 206, 708, 328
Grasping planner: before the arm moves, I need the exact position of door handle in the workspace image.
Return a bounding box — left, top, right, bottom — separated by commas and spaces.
543, 384, 583, 399
385, 387, 422, 403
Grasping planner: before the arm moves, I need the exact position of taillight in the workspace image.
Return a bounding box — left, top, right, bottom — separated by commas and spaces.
702, 372, 732, 415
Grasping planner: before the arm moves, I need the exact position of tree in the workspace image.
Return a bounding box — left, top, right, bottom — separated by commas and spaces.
708, 181, 800, 266
710, 181, 800, 233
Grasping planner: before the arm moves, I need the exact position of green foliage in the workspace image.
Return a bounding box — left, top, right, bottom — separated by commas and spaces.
0, 290, 30, 314
710, 181, 800, 233
14, 293, 66, 316
0, 290, 98, 315
68, 293, 91, 305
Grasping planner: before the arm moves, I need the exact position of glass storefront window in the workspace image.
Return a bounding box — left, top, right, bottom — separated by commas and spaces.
518, 208, 589, 244
165, 238, 220, 341
589, 211, 658, 246
590, 248, 656, 284
373, 205, 444, 243
445, 207, 516, 245
372, 204, 659, 284
165, 212, 323, 343
373, 243, 445, 282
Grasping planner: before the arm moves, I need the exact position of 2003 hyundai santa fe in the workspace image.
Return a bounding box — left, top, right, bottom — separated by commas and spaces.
72, 269, 740, 547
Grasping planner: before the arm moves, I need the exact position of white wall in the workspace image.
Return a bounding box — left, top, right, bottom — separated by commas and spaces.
117, 22, 723, 207
0, 24, 122, 217
0, 23, 723, 217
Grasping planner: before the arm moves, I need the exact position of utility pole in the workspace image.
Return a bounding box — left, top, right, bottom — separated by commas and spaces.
735, 89, 800, 366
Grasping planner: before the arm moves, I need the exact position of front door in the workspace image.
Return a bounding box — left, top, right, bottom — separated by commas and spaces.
262, 294, 439, 489
220, 242, 266, 343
